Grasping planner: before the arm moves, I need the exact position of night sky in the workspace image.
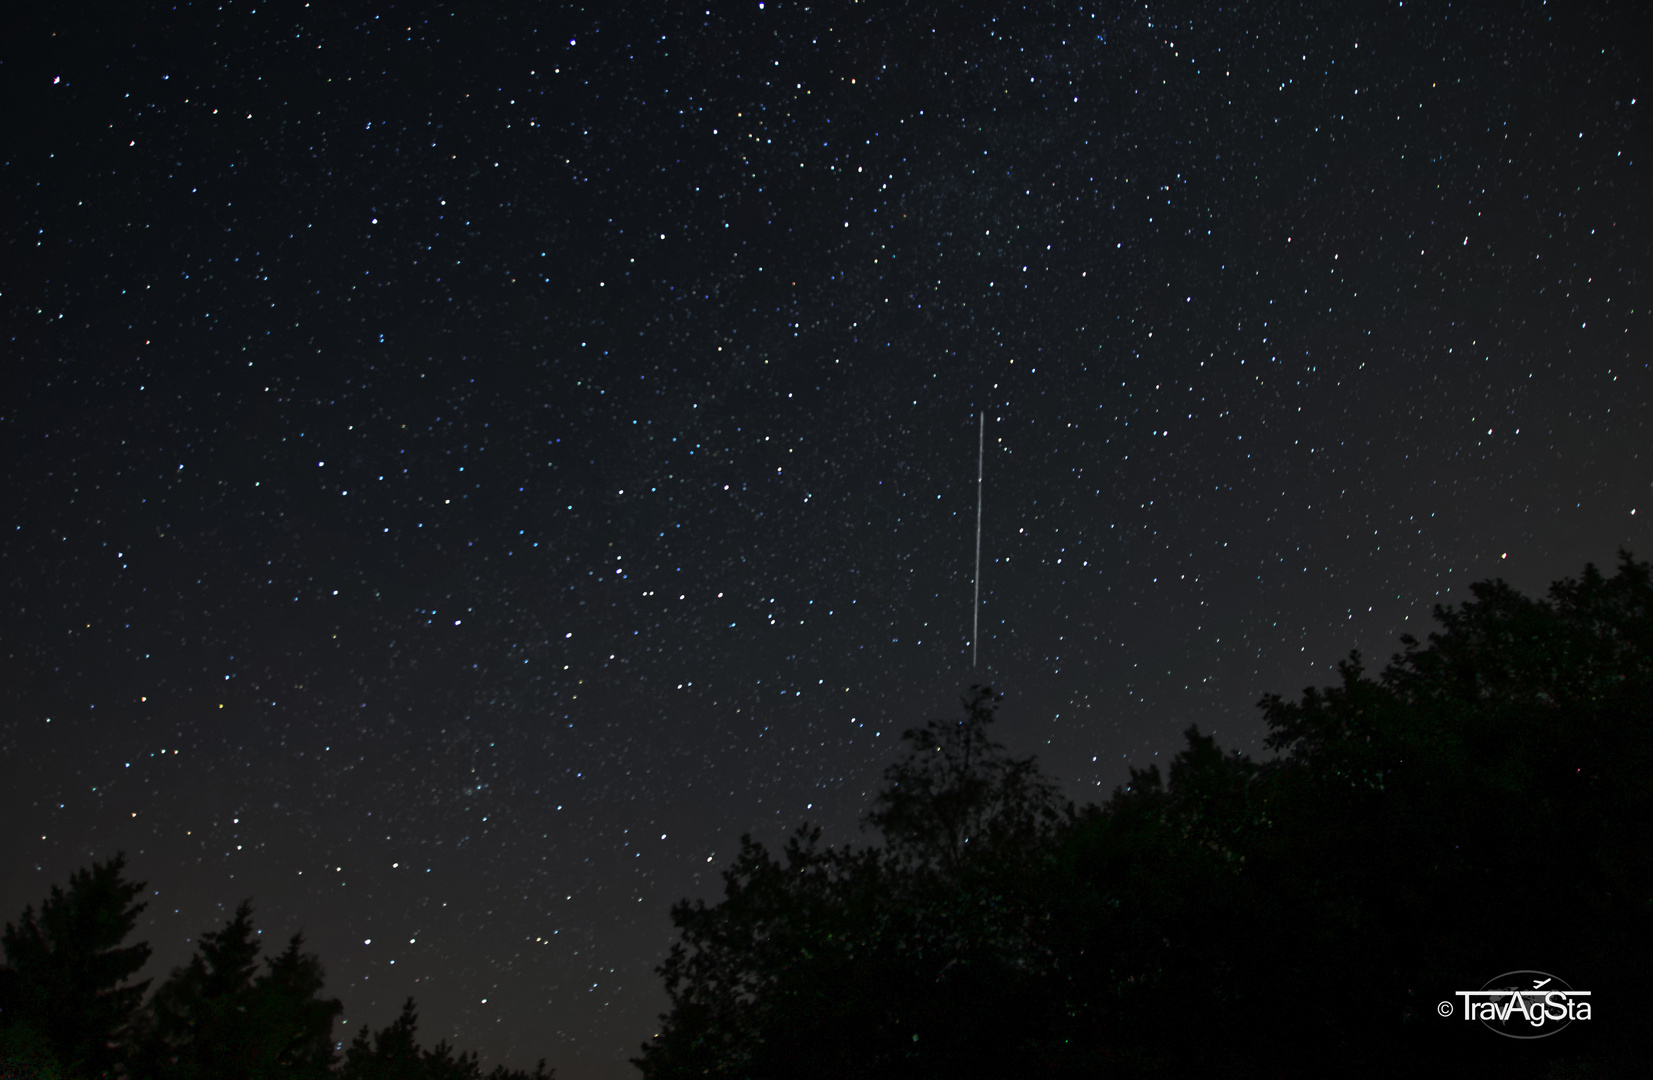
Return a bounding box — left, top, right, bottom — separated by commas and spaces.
3, 0, 1648, 1075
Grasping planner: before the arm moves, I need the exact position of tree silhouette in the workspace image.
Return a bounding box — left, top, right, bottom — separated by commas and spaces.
338, 999, 421, 1080
0, 853, 151, 1078
1241, 551, 1653, 1073
868, 685, 1066, 878
131, 900, 343, 1079
0, 865, 556, 1079
339, 998, 554, 1080
258, 935, 347, 1077
643, 553, 1653, 1078
638, 687, 1066, 1079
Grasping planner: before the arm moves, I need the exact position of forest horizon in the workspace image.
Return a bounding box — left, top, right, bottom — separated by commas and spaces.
6, 552, 1650, 1078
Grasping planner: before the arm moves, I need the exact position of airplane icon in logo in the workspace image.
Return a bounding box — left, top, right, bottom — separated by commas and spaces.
1532, 977, 1553, 989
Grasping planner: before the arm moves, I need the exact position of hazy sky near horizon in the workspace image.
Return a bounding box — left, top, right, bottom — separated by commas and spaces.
3, 1, 1647, 1076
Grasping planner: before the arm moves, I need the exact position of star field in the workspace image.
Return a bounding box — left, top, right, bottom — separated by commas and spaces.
3, 1, 1648, 1077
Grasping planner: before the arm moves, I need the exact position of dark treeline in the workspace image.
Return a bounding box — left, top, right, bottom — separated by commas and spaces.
5, 556, 1649, 1078
636, 554, 1653, 1078
0, 865, 554, 1079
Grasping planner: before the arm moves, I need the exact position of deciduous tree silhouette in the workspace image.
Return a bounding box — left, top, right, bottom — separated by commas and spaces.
1242, 551, 1653, 1074
868, 685, 1065, 878
638, 687, 1065, 1079
642, 554, 1653, 1078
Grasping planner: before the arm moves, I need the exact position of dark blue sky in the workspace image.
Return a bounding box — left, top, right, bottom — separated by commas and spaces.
3, 1, 1647, 1075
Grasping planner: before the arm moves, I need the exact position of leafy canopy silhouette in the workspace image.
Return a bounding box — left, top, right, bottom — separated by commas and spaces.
640, 552, 1653, 1079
